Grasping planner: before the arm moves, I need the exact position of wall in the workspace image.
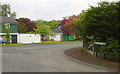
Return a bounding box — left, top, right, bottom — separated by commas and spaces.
0, 23, 18, 33
50, 33, 62, 41
10, 24, 18, 33
63, 35, 74, 41
18, 34, 41, 43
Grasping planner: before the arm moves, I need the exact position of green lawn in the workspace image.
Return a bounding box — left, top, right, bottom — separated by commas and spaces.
44, 41, 82, 43
0, 41, 82, 45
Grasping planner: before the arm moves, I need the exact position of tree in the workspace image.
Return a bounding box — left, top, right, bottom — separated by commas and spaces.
0, 4, 16, 17
35, 20, 60, 29
48, 20, 60, 29
0, 23, 14, 44
60, 16, 78, 35
31, 21, 55, 43
34, 19, 47, 26
0, 3, 16, 44
16, 18, 37, 33
75, 1, 120, 59
17, 22, 27, 33
77, 1, 120, 42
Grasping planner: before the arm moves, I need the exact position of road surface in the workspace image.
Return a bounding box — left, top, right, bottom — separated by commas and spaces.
2, 43, 109, 72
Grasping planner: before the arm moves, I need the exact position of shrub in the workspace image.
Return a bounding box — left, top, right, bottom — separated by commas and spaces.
100, 38, 120, 61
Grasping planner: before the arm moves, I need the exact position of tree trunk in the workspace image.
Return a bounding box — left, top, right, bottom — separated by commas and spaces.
6, 33, 10, 44
41, 36, 44, 43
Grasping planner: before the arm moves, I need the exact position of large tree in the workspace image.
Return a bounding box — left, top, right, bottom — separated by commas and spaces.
0, 4, 16, 17
60, 16, 78, 35
17, 22, 27, 33
48, 20, 60, 29
78, 1, 120, 42
76, 1, 120, 59
31, 21, 55, 43
34, 19, 47, 26
0, 3, 16, 43
16, 18, 37, 33
35, 20, 60, 29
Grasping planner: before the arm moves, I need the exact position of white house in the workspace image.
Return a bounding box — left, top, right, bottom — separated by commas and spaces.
0, 16, 41, 43
48, 28, 63, 41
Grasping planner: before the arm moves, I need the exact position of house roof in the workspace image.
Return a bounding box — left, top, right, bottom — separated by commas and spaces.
56, 22, 65, 28
0, 16, 18, 24
52, 28, 62, 33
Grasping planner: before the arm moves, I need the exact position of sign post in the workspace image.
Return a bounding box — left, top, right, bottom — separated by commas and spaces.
94, 42, 106, 57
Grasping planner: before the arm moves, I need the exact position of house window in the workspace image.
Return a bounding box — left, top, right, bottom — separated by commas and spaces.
5, 23, 10, 29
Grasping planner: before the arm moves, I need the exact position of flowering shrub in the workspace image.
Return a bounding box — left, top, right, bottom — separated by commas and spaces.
88, 44, 93, 48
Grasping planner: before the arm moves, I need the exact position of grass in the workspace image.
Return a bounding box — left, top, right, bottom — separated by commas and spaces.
44, 41, 82, 43
0, 40, 82, 45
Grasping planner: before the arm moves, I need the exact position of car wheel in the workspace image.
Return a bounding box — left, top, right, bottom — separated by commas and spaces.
3, 43, 6, 44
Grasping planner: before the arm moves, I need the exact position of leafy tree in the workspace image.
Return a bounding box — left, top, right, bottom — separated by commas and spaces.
60, 15, 81, 40
16, 18, 37, 33
0, 4, 16, 17
0, 3, 16, 44
17, 22, 27, 33
34, 19, 47, 26
60, 16, 79, 35
100, 38, 120, 61
79, 1, 120, 42
74, 1, 120, 59
31, 22, 55, 43
35, 20, 60, 29
0, 23, 14, 44
48, 20, 60, 29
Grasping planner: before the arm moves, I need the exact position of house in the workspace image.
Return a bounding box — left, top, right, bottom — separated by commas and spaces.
0, 16, 18, 43
50, 28, 63, 41
43, 28, 63, 41
56, 22, 75, 41
47, 22, 75, 41
0, 16, 41, 43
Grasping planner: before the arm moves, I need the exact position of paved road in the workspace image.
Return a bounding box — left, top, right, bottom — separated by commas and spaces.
2, 43, 109, 72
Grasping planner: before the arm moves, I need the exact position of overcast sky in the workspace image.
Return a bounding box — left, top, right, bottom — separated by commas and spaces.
1, 0, 119, 21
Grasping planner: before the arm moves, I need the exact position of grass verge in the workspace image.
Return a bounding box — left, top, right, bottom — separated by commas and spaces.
0, 41, 82, 45
64, 47, 119, 71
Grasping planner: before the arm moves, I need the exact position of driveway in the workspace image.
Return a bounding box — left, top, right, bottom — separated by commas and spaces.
2, 43, 109, 72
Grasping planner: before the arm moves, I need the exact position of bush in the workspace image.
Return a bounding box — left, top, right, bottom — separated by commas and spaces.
100, 38, 120, 61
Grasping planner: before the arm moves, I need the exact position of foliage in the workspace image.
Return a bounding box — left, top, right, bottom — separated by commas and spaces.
35, 20, 60, 29
48, 20, 60, 29
34, 19, 47, 26
100, 38, 120, 61
71, 1, 120, 61
0, 4, 16, 17
0, 3, 16, 44
16, 18, 37, 33
31, 22, 56, 43
60, 15, 79, 35
1, 23, 14, 44
79, 1, 120, 42
17, 22, 27, 33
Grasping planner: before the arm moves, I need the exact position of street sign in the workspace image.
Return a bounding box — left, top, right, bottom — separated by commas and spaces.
94, 42, 106, 45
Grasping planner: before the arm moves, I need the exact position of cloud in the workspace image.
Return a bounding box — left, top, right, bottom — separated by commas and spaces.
1, 0, 118, 21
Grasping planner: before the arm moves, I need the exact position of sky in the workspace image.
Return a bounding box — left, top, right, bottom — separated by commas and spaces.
1, 0, 119, 21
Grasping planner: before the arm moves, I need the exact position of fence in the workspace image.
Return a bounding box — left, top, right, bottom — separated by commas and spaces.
83, 41, 105, 57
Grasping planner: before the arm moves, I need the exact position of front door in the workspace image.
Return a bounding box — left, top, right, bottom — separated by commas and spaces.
11, 35, 17, 43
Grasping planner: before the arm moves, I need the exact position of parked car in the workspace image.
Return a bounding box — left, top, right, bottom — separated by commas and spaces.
0, 40, 7, 44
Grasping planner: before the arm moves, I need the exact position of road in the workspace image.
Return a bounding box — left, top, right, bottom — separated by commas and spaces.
2, 43, 109, 72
